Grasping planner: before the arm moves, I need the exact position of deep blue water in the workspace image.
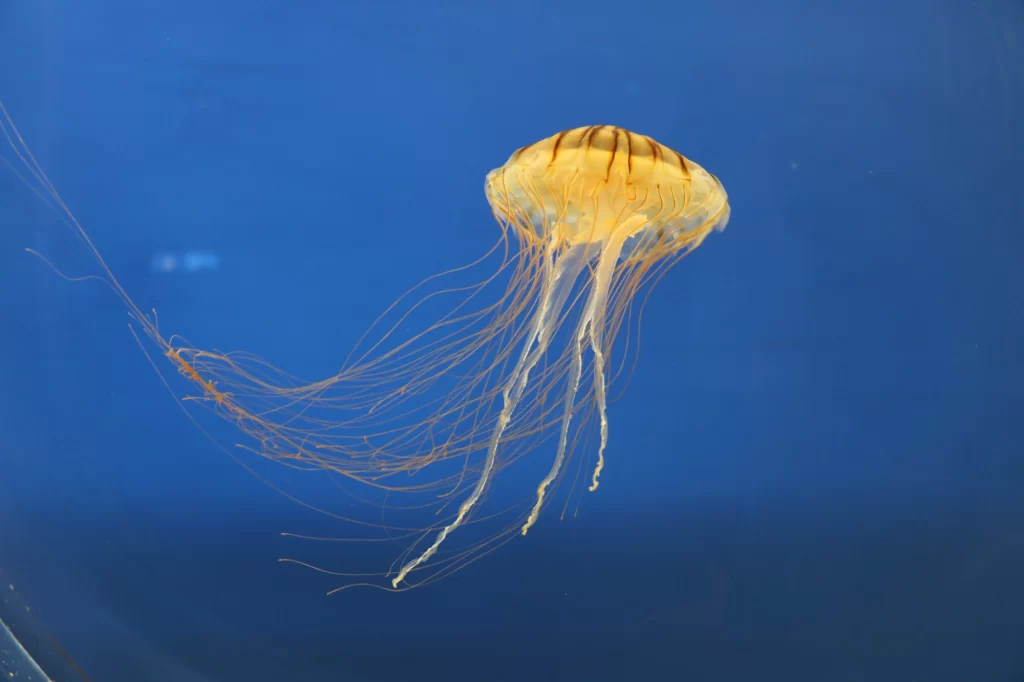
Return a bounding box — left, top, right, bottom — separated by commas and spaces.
1, 1, 1023, 680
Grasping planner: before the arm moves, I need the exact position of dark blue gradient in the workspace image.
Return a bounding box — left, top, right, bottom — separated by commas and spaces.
1, 1, 1023, 680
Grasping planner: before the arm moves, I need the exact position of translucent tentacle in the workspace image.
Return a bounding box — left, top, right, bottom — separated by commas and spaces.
391, 240, 589, 587
522, 232, 628, 534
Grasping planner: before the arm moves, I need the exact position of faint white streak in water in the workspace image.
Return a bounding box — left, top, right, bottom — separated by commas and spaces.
150, 250, 221, 274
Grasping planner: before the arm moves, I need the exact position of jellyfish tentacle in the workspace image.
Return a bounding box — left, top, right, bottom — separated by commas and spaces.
587, 305, 610, 493
521, 307, 586, 535
587, 231, 634, 493
391, 240, 590, 587
522, 232, 629, 534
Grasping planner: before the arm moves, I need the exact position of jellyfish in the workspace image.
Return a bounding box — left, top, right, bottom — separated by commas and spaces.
1, 109, 730, 590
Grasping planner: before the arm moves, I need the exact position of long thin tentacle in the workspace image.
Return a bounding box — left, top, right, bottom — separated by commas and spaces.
522, 232, 628, 535
391, 240, 588, 587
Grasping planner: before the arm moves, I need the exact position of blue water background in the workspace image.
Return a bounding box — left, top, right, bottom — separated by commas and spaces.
1, 1, 1023, 680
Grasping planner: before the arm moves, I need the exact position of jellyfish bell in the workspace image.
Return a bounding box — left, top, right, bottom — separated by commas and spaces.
486, 125, 730, 253
1, 104, 729, 590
